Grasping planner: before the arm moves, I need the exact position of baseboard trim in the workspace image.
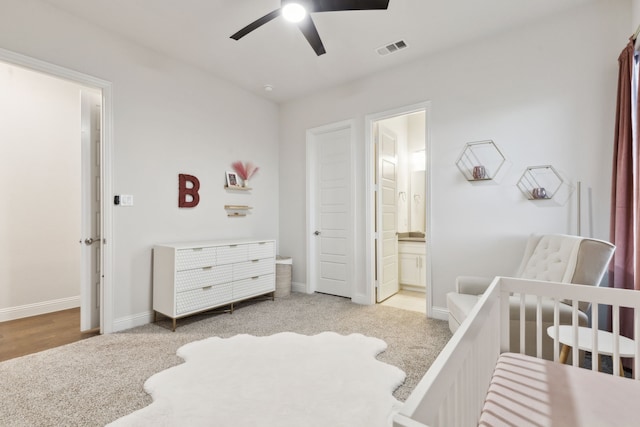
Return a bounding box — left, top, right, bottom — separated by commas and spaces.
291, 281, 308, 294
430, 305, 448, 321
0, 296, 80, 322
401, 285, 426, 293
112, 311, 155, 332
351, 294, 370, 305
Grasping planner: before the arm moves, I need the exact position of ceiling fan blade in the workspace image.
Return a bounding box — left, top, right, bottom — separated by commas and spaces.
310, 0, 390, 13
230, 9, 281, 40
297, 15, 326, 56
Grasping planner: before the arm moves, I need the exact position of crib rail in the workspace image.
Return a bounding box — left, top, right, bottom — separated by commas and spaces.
393, 276, 503, 427
503, 277, 640, 376
393, 276, 640, 427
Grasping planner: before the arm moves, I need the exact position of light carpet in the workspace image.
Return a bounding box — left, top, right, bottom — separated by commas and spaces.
109, 332, 405, 427
0, 292, 452, 426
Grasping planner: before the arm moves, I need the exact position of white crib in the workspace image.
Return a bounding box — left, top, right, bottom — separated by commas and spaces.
394, 277, 640, 427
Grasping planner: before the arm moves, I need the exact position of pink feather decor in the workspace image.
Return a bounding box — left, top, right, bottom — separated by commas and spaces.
232, 161, 259, 181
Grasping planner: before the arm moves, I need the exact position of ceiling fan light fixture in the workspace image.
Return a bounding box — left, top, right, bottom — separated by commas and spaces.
231, 0, 390, 56
282, 3, 306, 23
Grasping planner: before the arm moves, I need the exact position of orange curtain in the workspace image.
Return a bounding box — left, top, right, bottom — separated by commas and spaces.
610, 38, 638, 343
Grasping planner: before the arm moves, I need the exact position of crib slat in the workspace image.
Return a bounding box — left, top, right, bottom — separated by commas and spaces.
613, 305, 620, 376
500, 288, 510, 353
449, 369, 457, 425
519, 294, 525, 354
635, 308, 640, 380
572, 301, 579, 367
592, 304, 599, 372
553, 300, 560, 363
536, 296, 542, 359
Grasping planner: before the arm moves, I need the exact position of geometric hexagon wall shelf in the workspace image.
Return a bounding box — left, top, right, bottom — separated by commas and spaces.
517, 165, 564, 200
456, 140, 506, 181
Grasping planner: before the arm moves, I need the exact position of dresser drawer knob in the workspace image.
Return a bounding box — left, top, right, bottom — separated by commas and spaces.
202, 266, 213, 270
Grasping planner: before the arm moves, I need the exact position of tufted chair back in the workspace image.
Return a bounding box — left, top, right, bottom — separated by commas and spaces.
514, 234, 615, 311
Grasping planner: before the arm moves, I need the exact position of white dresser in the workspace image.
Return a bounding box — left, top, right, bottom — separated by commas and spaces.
153, 239, 276, 330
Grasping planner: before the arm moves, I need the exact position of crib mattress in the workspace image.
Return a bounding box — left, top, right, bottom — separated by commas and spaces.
479, 352, 640, 427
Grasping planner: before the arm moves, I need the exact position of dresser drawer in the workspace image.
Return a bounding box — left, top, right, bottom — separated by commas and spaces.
248, 241, 275, 260
175, 264, 232, 293
176, 247, 216, 271
233, 274, 275, 300
176, 283, 233, 315
233, 258, 275, 281
217, 244, 248, 265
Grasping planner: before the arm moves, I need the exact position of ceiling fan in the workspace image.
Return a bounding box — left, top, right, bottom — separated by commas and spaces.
230, 0, 391, 56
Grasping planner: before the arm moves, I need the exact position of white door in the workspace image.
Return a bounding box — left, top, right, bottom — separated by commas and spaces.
376, 124, 399, 302
310, 126, 353, 298
80, 91, 102, 331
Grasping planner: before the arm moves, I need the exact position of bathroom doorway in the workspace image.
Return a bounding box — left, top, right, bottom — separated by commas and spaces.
365, 102, 431, 314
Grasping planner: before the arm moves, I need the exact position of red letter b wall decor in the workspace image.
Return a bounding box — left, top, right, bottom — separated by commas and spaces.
178, 174, 200, 208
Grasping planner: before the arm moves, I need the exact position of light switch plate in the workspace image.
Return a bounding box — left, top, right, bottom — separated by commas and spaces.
120, 194, 134, 207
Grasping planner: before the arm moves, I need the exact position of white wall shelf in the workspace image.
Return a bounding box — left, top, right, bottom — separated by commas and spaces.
517, 165, 564, 200
225, 185, 252, 191
224, 205, 252, 217
455, 140, 506, 181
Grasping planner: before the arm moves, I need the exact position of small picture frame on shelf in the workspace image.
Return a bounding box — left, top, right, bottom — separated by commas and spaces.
226, 171, 241, 187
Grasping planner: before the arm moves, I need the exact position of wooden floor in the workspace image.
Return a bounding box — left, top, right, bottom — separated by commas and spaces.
0, 308, 100, 362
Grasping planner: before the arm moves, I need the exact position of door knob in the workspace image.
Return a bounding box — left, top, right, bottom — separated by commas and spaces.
84, 237, 100, 245
314, 230, 321, 236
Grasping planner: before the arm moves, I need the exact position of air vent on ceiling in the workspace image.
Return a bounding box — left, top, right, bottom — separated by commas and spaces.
376, 40, 408, 56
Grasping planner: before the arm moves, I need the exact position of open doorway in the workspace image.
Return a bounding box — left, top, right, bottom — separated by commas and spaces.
366, 102, 431, 315
0, 52, 112, 338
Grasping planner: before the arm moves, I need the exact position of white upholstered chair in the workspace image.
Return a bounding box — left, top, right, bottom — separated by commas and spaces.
446, 234, 615, 361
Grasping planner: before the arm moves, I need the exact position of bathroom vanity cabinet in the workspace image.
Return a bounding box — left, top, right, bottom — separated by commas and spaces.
398, 241, 426, 290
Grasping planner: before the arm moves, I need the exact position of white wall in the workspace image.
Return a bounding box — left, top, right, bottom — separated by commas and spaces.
279, 0, 629, 313
408, 113, 426, 155
0, 0, 279, 330
0, 63, 82, 318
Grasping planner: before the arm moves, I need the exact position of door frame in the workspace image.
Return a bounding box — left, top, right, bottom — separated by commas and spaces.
306, 119, 356, 296
364, 101, 432, 315
0, 47, 114, 333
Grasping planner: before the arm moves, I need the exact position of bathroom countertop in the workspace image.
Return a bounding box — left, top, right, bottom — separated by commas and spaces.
398, 232, 426, 242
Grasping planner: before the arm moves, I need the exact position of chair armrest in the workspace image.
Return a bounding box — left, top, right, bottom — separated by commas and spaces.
456, 276, 493, 295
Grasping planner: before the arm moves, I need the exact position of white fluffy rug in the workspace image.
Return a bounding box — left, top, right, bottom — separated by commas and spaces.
108, 332, 405, 427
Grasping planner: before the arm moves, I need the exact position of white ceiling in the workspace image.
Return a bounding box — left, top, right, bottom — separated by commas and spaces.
41, 0, 595, 103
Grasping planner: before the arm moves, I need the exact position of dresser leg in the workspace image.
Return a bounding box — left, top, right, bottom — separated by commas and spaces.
172, 318, 177, 332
